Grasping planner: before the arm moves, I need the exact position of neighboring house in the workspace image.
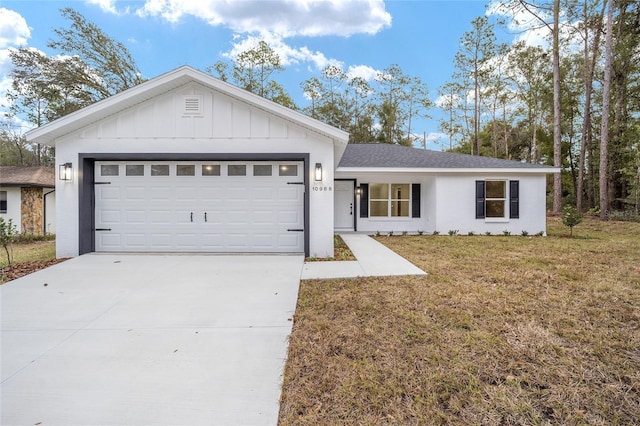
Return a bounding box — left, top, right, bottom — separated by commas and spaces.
0, 166, 56, 235
25, 66, 557, 259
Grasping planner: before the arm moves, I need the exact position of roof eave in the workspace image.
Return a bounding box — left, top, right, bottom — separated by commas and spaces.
25, 66, 349, 148
336, 167, 560, 174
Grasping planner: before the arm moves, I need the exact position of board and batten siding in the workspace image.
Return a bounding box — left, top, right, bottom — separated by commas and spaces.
54, 82, 336, 258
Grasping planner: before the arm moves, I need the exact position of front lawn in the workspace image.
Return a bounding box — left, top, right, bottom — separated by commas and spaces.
279, 216, 640, 424
0, 240, 62, 284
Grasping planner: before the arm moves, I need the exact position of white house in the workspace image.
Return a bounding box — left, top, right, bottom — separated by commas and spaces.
0, 166, 56, 235
26, 66, 557, 259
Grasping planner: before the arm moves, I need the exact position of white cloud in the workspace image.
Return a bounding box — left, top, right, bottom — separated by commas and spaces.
135, 0, 391, 37
85, 0, 121, 15
0, 8, 32, 128
0, 8, 30, 48
346, 65, 378, 81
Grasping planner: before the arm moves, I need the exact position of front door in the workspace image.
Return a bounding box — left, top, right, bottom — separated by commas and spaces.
334, 180, 355, 231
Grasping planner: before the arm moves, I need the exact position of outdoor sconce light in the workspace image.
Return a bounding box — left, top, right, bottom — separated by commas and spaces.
356, 186, 362, 195
59, 162, 73, 181
314, 163, 323, 181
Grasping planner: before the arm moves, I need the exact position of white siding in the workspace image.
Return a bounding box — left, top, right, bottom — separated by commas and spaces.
54, 82, 336, 258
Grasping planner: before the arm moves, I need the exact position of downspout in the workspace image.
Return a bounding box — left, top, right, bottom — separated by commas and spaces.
43, 188, 55, 235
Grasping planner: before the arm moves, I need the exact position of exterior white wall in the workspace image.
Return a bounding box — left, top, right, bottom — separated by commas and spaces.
0, 186, 22, 231
334, 171, 436, 234
54, 82, 336, 257
334, 171, 548, 235
434, 173, 547, 235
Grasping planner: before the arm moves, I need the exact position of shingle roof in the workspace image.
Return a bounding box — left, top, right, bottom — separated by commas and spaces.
0, 166, 55, 187
338, 143, 555, 169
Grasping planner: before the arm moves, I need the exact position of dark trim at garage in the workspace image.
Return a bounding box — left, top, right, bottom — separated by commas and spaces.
78, 153, 311, 256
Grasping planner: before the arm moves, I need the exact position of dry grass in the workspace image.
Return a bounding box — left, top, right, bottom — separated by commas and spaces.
1, 240, 59, 284
0, 240, 56, 267
306, 235, 357, 262
279, 217, 640, 425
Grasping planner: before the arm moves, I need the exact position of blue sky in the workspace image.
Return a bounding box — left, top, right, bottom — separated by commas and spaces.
1, 1, 530, 150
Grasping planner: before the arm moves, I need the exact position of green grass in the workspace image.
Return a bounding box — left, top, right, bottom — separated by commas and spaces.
279, 217, 640, 425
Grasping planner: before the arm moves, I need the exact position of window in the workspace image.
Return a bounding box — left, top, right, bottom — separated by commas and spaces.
253, 165, 272, 176
228, 164, 246, 176
151, 165, 169, 176
126, 165, 144, 176
101, 165, 119, 176
0, 191, 6, 214
369, 183, 410, 217
485, 181, 506, 218
202, 165, 221, 176
476, 180, 519, 219
279, 165, 297, 176
176, 165, 195, 176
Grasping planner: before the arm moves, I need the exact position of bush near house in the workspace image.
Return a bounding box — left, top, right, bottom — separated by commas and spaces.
280, 216, 640, 425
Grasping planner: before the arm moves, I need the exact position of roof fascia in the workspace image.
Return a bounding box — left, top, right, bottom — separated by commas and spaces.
336, 167, 561, 174
26, 66, 349, 147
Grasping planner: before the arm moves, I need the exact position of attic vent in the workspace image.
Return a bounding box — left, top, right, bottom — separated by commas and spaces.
183, 95, 203, 116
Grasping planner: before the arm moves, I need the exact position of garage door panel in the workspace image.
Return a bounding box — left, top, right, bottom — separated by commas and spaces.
149, 210, 172, 224
97, 233, 121, 249
125, 210, 146, 224
98, 210, 121, 224
150, 233, 172, 248
278, 210, 302, 225
278, 187, 301, 201
150, 187, 171, 200
98, 187, 121, 200
125, 234, 147, 247
124, 187, 146, 200
95, 161, 304, 253
278, 233, 302, 250
253, 209, 276, 224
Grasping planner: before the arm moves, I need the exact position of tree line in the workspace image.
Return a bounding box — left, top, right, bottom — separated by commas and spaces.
2, 3, 639, 217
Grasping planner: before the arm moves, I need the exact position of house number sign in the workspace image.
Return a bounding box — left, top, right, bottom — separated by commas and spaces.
312, 184, 332, 192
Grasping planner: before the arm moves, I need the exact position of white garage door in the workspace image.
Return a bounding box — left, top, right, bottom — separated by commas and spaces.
94, 161, 305, 253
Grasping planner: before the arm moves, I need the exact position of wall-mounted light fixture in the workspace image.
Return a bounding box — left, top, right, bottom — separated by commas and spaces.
314, 163, 323, 181
59, 162, 73, 181
356, 186, 362, 195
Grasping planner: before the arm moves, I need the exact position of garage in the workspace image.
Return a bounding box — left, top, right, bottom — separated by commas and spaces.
94, 160, 305, 253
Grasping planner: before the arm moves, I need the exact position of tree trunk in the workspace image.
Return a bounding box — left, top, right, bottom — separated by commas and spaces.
552, 0, 562, 213
599, 0, 614, 220
577, 1, 605, 212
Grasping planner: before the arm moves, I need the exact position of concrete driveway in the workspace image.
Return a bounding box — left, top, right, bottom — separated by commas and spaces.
1, 254, 304, 426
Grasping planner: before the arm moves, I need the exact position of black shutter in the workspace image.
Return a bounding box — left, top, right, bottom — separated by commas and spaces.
411, 184, 421, 218
475, 180, 485, 219
360, 183, 369, 218
509, 180, 520, 219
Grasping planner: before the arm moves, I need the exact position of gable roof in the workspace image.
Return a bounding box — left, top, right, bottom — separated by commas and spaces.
0, 166, 55, 187
338, 143, 558, 173
25, 65, 349, 156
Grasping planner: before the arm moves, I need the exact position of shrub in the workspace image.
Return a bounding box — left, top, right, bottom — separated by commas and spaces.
503, 230, 511, 236
521, 230, 529, 237
417, 230, 424, 236
0, 218, 18, 266
484, 231, 491, 236
432, 230, 440, 236
402, 231, 408, 236
468, 231, 475, 236
448, 230, 459, 236
562, 205, 583, 237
